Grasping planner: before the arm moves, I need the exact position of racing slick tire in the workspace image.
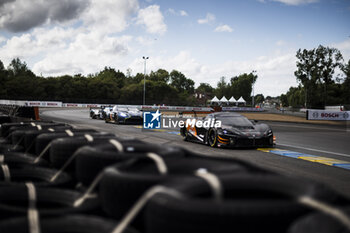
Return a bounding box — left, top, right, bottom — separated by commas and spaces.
144, 175, 348, 233
180, 127, 189, 141
99, 156, 257, 229
0, 165, 71, 187
287, 208, 350, 233
0, 187, 99, 220
207, 128, 218, 147
0, 215, 140, 233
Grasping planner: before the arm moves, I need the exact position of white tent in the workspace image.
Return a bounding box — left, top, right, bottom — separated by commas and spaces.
210, 96, 220, 103
228, 96, 237, 103
237, 96, 246, 103
220, 96, 228, 103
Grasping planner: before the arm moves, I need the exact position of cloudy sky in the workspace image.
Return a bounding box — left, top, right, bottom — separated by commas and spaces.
0, 0, 349, 96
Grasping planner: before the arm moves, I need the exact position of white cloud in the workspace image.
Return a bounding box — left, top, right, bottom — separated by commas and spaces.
0, 0, 88, 32
82, 0, 139, 34
276, 40, 286, 46
0, 34, 39, 62
214, 25, 233, 33
180, 10, 188, 16
168, 8, 188, 16
197, 13, 215, 24
136, 5, 167, 35
32, 32, 133, 76
0, 36, 6, 43
332, 38, 350, 61
268, 0, 319, 5
126, 50, 297, 96
136, 36, 157, 46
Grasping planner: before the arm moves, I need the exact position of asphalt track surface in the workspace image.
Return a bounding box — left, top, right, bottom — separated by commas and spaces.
41, 108, 350, 198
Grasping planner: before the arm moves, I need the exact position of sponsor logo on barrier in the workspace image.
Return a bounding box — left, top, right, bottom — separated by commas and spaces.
321, 113, 339, 118
307, 109, 350, 121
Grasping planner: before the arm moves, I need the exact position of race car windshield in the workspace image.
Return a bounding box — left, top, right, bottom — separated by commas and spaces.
218, 116, 253, 127
118, 107, 128, 111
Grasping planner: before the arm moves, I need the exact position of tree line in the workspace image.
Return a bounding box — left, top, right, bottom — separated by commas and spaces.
280, 45, 350, 109
3, 44, 347, 108
0, 58, 258, 106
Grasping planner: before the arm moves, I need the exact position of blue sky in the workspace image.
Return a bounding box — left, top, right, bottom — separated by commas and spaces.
0, 0, 349, 96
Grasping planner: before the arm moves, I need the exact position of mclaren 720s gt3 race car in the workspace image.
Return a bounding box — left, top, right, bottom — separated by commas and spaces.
180, 112, 275, 148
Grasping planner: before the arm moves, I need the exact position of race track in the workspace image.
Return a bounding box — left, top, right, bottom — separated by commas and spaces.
41, 108, 350, 198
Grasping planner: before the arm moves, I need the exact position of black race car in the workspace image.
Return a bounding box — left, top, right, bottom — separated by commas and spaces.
180, 112, 275, 148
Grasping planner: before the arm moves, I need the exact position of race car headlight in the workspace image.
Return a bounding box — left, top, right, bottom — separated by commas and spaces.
119, 112, 128, 117
217, 129, 224, 135
218, 129, 237, 136
266, 129, 273, 136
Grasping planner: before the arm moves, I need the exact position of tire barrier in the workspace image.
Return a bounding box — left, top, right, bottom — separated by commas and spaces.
35, 131, 111, 158
288, 207, 350, 233
98, 156, 270, 229
0, 165, 71, 187
74, 143, 191, 186
0, 112, 349, 233
0, 215, 139, 233
49, 136, 124, 171
0, 186, 99, 220
0, 115, 11, 124
0, 152, 48, 167
144, 174, 347, 233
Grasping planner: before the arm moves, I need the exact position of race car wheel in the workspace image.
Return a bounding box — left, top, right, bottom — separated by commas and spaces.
207, 128, 217, 147
115, 115, 120, 124
181, 128, 189, 141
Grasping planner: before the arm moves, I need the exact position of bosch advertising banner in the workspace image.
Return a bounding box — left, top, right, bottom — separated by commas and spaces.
307, 110, 350, 121
25, 101, 62, 107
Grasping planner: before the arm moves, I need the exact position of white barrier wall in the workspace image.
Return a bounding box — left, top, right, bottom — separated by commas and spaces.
222, 107, 264, 112
307, 109, 350, 121
25, 101, 62, 107
141, 105, 213, 112
0, 100, 213, 112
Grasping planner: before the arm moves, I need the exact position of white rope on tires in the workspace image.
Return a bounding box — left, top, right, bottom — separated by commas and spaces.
26, 182, 41, 233
195, 168, 223, 202
298, 196, 350, 231
1, 164, 11, 182
111, 185, 184, 233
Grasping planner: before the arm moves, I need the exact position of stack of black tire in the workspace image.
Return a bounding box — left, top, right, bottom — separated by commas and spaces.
0, 114, 349, 233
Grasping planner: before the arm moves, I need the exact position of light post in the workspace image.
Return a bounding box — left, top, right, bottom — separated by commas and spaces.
252, 70, 256, 108
142, 56, 149, 105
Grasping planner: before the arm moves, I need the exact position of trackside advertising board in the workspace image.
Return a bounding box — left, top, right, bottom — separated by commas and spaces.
307, 110, 350, 121
25, 101, 62, 107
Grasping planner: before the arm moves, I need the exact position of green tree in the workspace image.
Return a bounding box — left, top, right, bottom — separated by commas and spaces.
7, 58, 35, 77
280, 94, 288, 107
254, 94, 265, 104
169, 70, 194, 94
285, 86, 304, 108
295, 45, 343, 108
0, 60, 8, 97
229, 72, 257, 102
215, 76, 228, 98
149, 69, 170, 83
341, 59, 350, 104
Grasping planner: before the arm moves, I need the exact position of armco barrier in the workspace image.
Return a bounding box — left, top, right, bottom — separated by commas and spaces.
222, 107, 264, 112
25, 101, 62, 107
307, 109, 350, 121
141, 105, 213, 112
1, 99, 214, 115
